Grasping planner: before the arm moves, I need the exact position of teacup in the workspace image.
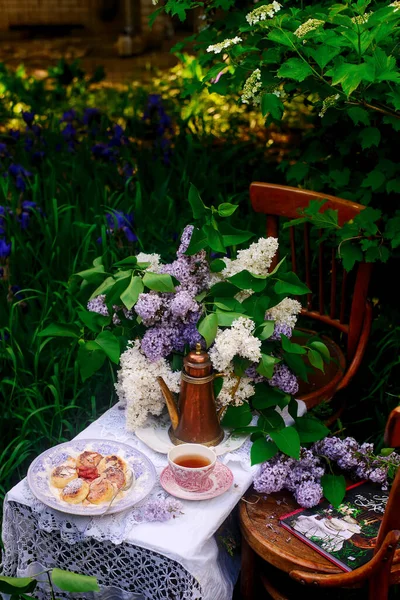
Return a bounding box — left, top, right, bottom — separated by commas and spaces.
167, 443, 217, 492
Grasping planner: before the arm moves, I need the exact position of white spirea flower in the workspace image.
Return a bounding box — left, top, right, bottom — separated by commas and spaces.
351, 12, 372, 24
116, 340, 180, 430
242, 69, 263, 105
217, 366, 255, 408
266, 298, 302, 328
246, 2, 282, 25
222, 237, 279, 278
152, 0, 158, 4
294, 18, 325, 38
136, 252, 161, 273
210, 317, 262, 372
207, 36, 242, 54
319, 94, 340, 118
390, 1, 400, 9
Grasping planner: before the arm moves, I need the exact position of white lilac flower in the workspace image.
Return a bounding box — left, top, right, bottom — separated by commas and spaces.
390, 1, 400, 9
222, 237, 279, 278
319, 94, 340, 118
294, 18, 325, 38
209, 317, 262, 372
351, 12, 372, 24
206, 36, 243, 54
265, 297, 302, 328
241, 69, 263, 105
216, 366, 255, 407
116, 340, 180, 430
136, 252, 161, 273
246, 2, 282, 26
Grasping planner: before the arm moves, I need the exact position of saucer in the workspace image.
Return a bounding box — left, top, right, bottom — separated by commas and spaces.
160, 462, 234, 501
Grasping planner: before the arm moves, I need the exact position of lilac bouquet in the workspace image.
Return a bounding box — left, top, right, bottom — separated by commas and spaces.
71, 186, 331, 468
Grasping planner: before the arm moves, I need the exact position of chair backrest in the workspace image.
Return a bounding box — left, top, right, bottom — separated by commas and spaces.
250, 182, 373, 361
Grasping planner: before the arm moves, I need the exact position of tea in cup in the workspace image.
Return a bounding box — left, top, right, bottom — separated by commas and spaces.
167, 443, 217, 492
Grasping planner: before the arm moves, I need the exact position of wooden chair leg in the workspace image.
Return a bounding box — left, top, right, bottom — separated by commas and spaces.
241, 536, 256, 600
260, 572, 290, 600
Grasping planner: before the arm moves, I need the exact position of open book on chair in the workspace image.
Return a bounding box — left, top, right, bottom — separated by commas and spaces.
280, 482, 389, 572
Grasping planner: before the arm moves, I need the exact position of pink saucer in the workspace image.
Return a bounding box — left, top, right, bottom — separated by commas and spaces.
160, 462, 234, 501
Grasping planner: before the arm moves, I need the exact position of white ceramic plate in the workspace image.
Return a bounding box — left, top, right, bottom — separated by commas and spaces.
135, 413, 249, 456
27, 439, 156, 516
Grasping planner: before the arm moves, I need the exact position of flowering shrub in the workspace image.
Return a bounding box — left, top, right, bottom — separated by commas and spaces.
156, 0, 400, 270
43, 185, 332, 473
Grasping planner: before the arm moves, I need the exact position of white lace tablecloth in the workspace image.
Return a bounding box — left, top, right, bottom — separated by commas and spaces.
1, 403, 258, 600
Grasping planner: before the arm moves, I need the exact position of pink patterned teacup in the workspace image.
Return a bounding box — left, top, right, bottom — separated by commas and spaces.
167, 444, 217, 492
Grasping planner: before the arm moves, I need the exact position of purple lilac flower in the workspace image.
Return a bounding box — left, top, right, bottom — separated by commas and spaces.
253, 456, 291, 494
22, 111, 35, 126
106, 211, 137, 243
177, 225, 194, 256
134, 293, 163, 325
245, 364, 265, 384
141, 326, 174, 361
270, 322, 293, 341
142, 497, 183, 522
313, 436, 345, 461
369, 468, 387, 484
182, 323, 203, 348
269, 364, 299, 395
0, 238, 11, 259
170, 290, 198, 321
87, 294, 109, 317
294, 481, 323, 508
336, 438, 360, 471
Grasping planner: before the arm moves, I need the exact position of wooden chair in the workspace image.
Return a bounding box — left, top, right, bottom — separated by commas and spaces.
250, 182, 373, 411
239, 406, 400, 600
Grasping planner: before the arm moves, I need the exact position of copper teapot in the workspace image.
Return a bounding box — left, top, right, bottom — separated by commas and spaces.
157, 344, 224, 446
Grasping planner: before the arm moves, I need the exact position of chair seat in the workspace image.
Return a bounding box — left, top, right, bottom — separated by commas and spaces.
294, 330, 346, 410
239, 487, 400, 586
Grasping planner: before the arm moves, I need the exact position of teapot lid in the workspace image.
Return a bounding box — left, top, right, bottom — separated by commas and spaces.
184, 343, 212, 374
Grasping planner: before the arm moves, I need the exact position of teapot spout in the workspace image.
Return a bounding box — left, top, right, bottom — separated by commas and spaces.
157, 376, 179, 431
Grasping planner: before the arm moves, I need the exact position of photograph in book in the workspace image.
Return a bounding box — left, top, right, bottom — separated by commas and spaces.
280, 482, 389, 572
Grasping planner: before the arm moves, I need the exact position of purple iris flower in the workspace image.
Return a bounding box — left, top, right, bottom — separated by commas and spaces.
22, 111, 35, 126
8, 164, 32, 192
0, 238, 11, 259
8, 129, 20, 141
92, 143, 116, 162
19, 200, 43, 228
0, 143, 8, 156
83, 108, 100, 125
62, 123, 77, 139
61, 109, 77, 123
106, 211, 137, 243
19, 212, 30, 230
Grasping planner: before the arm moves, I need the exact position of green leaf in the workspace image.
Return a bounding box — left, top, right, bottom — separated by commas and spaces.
250, 438, 279, 465
113, 256, 138, 268
77, 309, 111, 332
309, 341, 330, 363
184, 227, 207, 255
228, 270, 266, 292
38, 323, 81, 338
219, 222, 253, 246
257, 353, 280, 378
252, 384, 289, 410
308, 45, 341, 70
359, 127, 381, 150
339, 241, 363, 272
362, 169, 385, 191
256, 320, 275, 341
218, 202, 238, 217
89, 276, 116, 299
387, 89, 400, 111
216, 310, 246, 327
209, 281, 238, 298
105, 274, 132, 306
267, 29, 296, 48
76, 264, 106, 283
210, 259, 226, 273
295, 415, 330, 443
274, 272, 310, 295
258, 409, 285, 432
269, 426, 300, 459
222, 403, 252, 428
213, 375, 224, 398
321, 474, 346, 508
52, 569, 99, 593
197, 313, 218, 348
120, 275, 144, 309
261, 93, 284, 120
329, 62, 374, 96
143, 272, 175, 293
0, 577, 36, 595
232, 356, 252, 377
278, 58, 313, 82
95, 330, 120, 364
281, 334, 306, 355
347, 106, 370, 126
203, 224, 226, 253
214, 297, 243, 312
188, 183, 208, 219
308, 348, 325, 372
283, 352, 308, 382
77, 342, 106, 382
